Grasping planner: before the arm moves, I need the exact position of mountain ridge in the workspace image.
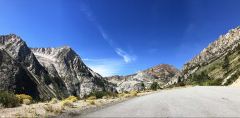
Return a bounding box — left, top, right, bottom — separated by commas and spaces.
106, 64, 181, 92
183, 26, 240, 86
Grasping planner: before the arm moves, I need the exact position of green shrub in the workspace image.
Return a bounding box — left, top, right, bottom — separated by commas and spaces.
141, 82, 145, 90
150, 82, 159, 91
222, 56, 230, 70
206, 79, 223, 86
0, 91, 20, 108
95, 91, 107, 99
188, 71, 211, 85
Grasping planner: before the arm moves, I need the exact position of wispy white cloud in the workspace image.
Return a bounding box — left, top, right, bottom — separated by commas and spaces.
79, 1, 114, 46
115, 48, 136, 63
79, 1, 136, 75
79, 1, 96, 22
83, 58, 125, 77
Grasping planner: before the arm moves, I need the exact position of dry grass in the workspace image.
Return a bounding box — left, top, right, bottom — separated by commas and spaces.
49, 98, 59, 104
16, 94, 32, 104
87, 96, 96, 100
60, 100, 73, 107
117, 91, 138, 98
43, 103, 64, 114
130, 91, 138, 96
87, 100, 96, 105
59, 96, 78, 108
65, 96, 78, 102
22, 99, 31, 105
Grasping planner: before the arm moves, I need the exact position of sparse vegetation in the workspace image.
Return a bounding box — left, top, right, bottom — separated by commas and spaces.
187, 71, 223, 86
0, 91, 20, 108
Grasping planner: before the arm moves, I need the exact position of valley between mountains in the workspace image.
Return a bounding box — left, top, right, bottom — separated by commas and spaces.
1, 26, 240, 117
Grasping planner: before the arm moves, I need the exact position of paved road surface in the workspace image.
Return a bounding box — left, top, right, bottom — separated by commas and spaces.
82, 86, 240, 117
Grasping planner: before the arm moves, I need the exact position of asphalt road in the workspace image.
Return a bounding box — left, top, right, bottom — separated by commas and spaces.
81, 86, 240, 117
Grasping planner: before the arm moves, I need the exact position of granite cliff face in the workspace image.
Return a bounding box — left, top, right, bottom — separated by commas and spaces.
183, 26, 240, 86
107, 64, 181, 93
0, 34, 113, 100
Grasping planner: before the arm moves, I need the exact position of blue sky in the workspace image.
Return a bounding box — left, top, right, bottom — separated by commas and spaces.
1, 0, 240, 76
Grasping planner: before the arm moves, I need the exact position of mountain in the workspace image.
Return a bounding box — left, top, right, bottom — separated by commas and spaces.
0, 34, 69, 100
107, 64, 181, 93
183, 26, 240, 86
0, 34, 113, 100
31, 47, 114, 97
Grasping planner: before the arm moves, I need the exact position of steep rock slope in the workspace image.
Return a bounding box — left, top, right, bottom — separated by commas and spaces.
107, 64, 181, 92
0, 34, 69, 100
0, 49, 40, 98
31, 47, 113, 97
183, 26, 240, 85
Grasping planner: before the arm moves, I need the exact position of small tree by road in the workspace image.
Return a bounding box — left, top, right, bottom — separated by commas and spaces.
150, 82, 159, 91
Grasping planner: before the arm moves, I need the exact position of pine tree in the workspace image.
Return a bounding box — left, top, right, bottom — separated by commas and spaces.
222, 56, 229, 70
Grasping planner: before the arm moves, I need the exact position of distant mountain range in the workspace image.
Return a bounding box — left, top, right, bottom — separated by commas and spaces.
1, 26, 240, 100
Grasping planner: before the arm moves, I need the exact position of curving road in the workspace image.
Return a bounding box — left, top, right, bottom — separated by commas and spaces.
81, 86, 240, 117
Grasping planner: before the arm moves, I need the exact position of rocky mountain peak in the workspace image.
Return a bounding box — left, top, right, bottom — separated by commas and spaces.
143, 64, 180, 78
31, 46, 75, 58
31, 46, 112, 97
